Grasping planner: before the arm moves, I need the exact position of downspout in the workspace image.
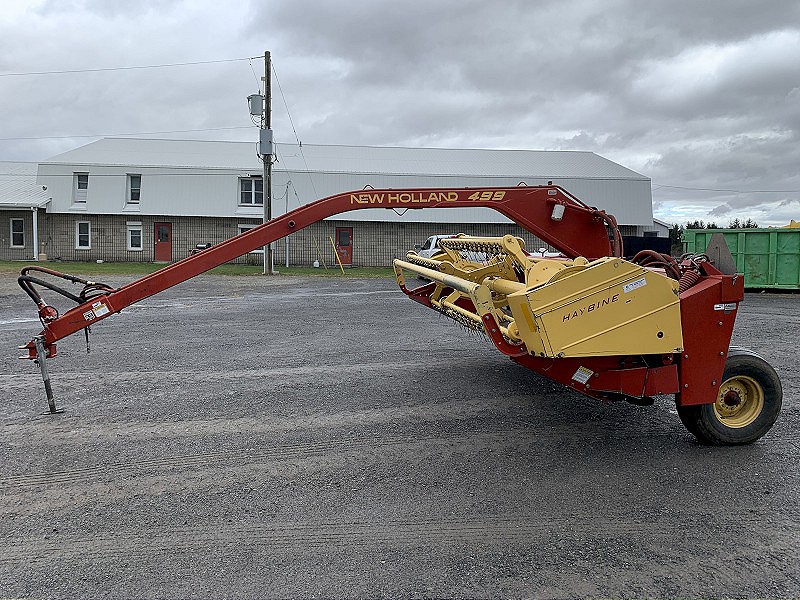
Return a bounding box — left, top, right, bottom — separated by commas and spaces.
31, 206, 39, 261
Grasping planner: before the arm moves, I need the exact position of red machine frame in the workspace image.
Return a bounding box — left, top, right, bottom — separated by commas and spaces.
19, 184, 742, 417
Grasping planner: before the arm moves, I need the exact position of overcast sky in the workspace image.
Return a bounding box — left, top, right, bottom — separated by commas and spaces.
1, 0, 798, 226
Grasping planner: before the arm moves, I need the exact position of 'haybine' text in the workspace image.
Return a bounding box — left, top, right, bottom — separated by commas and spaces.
562, 294, 620, 322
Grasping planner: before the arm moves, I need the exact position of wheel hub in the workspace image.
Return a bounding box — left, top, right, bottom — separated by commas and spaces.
714, 375, 764, 428
722, 390, 742, 408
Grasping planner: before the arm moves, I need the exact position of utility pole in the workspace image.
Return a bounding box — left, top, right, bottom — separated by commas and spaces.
262, 50, 274, 274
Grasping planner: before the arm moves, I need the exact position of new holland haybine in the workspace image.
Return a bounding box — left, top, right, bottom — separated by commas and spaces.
18, 185, 782, 444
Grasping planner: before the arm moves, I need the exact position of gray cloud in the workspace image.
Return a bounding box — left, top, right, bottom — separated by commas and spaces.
709, 203, 734, 217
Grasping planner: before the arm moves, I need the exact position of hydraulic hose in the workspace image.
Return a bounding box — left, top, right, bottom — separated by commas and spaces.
18, 266, 116, 321
631, 250, 681, 280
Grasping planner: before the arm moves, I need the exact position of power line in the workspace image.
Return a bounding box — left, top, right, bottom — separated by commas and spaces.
272, 64, 302, 148
0, 57, 256, 78
272, 63, 319, 200
247, 58, 263, 94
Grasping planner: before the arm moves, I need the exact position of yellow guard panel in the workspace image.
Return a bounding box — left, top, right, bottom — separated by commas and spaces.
506, 258, 683, 357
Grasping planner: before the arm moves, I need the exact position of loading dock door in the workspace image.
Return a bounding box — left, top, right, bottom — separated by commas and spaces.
335, 227, 353, 266
154, 222, 172, 262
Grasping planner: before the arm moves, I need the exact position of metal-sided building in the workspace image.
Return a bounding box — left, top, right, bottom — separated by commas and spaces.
20, 138, 663, 265
0, 162, 49, 261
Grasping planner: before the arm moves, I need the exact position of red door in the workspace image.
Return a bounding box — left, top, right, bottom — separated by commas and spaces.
154, 222, 172, 262
335, 227, 353, 266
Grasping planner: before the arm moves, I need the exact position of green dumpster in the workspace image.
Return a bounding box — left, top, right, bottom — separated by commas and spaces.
683, 228, 800, 290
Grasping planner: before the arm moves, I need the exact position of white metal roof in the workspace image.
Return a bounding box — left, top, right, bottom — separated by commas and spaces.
0, 161, 50, 209
43, 138, 648, 181
39, 138, 654, 225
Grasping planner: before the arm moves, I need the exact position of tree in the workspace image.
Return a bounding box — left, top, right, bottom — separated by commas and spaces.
669, 223, 684, 255
685, 220, 720, 229
743, 218, 759, 228
727, 217, 759, 229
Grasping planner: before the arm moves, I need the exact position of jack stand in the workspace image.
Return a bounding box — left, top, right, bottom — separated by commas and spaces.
34, 336, 62, 415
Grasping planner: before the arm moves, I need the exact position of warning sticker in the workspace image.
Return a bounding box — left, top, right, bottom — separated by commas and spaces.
91, 301, 110, 317
572, 366, 594, 385
623, 277, 647, 294
83, 310, 95, 321
713, 303, 737, 312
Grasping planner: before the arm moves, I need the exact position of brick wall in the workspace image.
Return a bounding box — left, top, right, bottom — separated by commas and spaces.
40, 214, 262, 263
0, 210, 36, 261
37, 213, 585, 267
272, 220, 554, 268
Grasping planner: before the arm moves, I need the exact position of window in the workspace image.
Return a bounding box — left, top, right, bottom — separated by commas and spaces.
238, 224, 263, 253
76, 221, 91, 249
127, 221, 142, 251
239, 177, 263, 205
73, 173, 88, 203
10, 218, 24, 248
127, 174, 141, 204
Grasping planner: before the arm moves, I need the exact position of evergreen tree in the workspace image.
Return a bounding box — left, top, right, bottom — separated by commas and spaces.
669, 223, 684, 255
686, 220, 720, 229
726, 217, 759, 229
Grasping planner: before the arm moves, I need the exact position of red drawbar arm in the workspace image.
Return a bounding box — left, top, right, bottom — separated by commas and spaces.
21, 184, 618, 355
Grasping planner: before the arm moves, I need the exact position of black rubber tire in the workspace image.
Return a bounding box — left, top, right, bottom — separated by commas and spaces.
676, 349, 782, 445
677, 405, 703, 438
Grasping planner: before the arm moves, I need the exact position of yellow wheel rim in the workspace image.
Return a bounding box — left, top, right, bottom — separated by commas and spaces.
714, 375, 764, 428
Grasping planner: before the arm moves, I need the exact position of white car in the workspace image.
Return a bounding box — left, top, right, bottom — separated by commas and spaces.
414, 235, 563, 264
414, 234, 458, 259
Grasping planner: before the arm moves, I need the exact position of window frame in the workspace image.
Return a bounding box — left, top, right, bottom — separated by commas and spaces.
10, 218, 25, 248
126, 221, 143, 251
75, 221, 91, 249
127, 174, 142, 204
73, 172, 89, 204
239, 176, 263, 206
238, 223, 263, 253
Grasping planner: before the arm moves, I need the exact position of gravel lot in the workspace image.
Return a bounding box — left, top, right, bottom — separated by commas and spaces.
1, 271, 798, 599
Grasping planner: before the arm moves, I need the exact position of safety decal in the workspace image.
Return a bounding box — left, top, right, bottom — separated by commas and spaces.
713, 303, 737, 312
83, 310, 96, 322
572, 366, 594, 385
91, 301, 110, 317
623, 277, 647, 294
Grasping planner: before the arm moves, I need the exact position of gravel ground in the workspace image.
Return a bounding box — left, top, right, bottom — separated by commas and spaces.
0, 271, 798, 599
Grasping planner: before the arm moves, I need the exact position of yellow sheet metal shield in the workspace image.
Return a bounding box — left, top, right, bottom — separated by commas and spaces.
507, 258, 683, 357
394, 236, 683, 359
